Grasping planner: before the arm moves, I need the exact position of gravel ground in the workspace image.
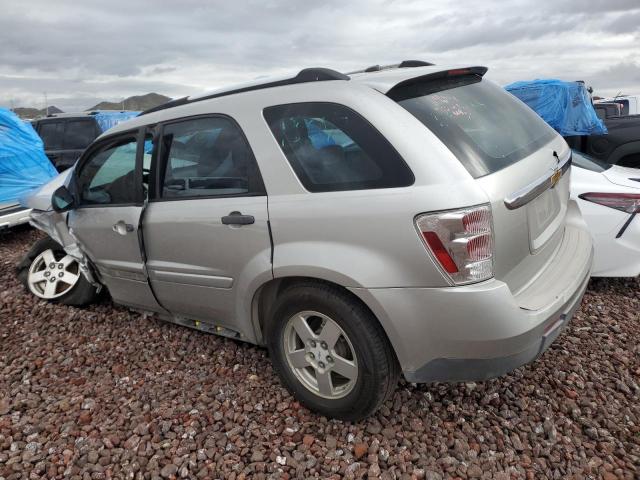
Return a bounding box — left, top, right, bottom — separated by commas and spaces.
0, 227, 638, 480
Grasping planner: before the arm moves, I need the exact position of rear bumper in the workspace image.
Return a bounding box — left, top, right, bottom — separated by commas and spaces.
0, 206, 32, 230
350, 224, 593, 383
403, 270, 589, 382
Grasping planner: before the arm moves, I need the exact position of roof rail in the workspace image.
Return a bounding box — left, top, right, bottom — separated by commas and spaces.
140, 67, 349, 116
347, 60, 435, 75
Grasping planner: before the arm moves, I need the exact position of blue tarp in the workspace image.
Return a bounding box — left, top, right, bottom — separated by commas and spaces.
505, 79, 607, 136
0, 108, 57, 203
93, 110, 140, 132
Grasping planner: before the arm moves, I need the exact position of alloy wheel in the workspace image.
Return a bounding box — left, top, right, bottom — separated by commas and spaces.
283, 310, 358, 399
27, 249, 80, 299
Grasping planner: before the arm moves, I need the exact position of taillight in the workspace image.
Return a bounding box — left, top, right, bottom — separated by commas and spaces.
578, 192, 640, 214
415, 204, 494, 285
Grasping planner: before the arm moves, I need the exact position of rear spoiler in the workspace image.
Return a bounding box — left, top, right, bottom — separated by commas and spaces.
386, 66, 488, 97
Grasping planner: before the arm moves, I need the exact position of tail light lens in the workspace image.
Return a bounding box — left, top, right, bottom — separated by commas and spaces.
578, 192, 640, 213
415, 204, 494, 285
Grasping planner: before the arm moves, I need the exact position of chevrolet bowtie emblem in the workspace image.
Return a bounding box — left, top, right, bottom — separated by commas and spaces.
550, 168, 562, 188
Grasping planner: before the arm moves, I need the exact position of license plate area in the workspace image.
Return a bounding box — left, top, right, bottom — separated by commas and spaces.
527, 188, 562, 252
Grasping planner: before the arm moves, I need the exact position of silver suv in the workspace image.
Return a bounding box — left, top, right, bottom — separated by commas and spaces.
19, 63, 593, 420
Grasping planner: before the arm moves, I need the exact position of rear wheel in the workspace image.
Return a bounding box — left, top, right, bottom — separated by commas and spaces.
266, 282, 399, 421
17, 237, 100, 306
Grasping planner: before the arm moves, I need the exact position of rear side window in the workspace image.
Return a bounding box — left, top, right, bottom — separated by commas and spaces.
159, 116, 264, 199
264, 102, 414, 192
64, 119, 97, 149
389, 76, 557, 178
38, 121, 64, 150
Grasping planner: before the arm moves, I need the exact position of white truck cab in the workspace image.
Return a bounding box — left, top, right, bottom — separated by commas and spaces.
595, 95, 640, 116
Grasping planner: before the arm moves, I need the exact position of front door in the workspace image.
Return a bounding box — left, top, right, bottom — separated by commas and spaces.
68, 130, 164, 313
143, 115, 272, 331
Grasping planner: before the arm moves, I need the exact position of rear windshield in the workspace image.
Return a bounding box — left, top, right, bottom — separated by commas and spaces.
389, 76, 557, 178
572, 150, 611, 172
64, 119, 97, 150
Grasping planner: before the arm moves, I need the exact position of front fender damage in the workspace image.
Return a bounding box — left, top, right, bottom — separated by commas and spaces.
29, 210, 102, 291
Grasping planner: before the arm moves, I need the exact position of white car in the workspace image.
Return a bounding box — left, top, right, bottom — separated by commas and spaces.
0, 202, 32, 230
571, 150, 640, 277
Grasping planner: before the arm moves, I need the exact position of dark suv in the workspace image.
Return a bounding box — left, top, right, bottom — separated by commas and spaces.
31, 113, 102, 171
32, 111, 139, 171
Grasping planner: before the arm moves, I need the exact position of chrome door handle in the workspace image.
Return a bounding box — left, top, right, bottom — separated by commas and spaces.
221, 211, 255, 225
112, 221, 134, 235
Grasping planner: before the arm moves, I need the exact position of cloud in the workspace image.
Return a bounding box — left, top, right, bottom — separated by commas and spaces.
586, 61, 640, 95
604, 11, 640, 33
0, 0, 638, 110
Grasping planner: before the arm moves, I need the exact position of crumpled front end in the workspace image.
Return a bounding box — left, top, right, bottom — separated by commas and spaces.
27, 209, 101, 290
20, 168, 101, 290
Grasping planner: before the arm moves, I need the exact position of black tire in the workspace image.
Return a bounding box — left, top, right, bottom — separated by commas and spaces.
16, 236, 100, 306
266, 282, 399, 421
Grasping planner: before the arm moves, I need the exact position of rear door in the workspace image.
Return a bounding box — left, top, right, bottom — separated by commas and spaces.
143, 115, 271, 332
388, 73, 571, 294
68, 129, 164, 312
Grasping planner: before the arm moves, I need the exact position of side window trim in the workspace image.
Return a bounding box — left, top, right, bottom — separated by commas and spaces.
150, 113, 266, 202
145, 125, 162, 201
73, 128, 145, 209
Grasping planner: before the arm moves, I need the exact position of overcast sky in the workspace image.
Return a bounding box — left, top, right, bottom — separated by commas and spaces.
1, 0, 639, 111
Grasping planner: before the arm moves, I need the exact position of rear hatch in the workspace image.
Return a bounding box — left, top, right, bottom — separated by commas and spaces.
387, 68, 572, 295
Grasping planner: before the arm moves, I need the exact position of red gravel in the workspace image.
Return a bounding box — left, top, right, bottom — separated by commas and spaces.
1, 227, 639, 479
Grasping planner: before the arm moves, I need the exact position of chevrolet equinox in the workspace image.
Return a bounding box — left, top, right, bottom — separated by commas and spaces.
19, 62, 593, 420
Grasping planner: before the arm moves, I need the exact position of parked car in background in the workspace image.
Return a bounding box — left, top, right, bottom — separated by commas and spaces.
19, 63, 592, 420
0, 201, 33, 230
595, 95, 640, 116
567, 114, 640, 169
571, 150, 640, 277
31, 111, 139, 171
504, 80, 640, 169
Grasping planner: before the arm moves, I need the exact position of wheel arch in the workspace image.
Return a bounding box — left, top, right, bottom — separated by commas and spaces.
250, 276, 401, 367
608, 140, 640, 166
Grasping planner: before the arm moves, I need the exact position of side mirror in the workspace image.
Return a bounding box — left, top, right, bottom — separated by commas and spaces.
51, 186, 75, 213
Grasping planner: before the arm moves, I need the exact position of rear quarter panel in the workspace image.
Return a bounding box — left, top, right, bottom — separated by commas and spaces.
234, 81, 490, 288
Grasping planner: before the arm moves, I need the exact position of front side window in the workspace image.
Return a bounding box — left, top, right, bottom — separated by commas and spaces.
38, 121, 64, 150
264, 103, 414, 192
64, 119, 97, 150
77, 136, 139, 205
159, 116, 263, 199
389, 76, 557, 178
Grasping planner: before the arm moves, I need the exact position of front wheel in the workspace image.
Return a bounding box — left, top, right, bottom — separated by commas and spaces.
17, 236, 100, 306
266, 282, 399, 421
